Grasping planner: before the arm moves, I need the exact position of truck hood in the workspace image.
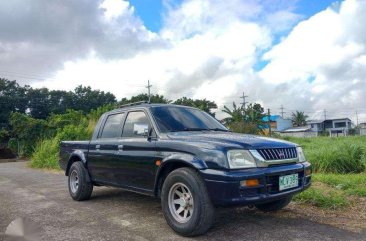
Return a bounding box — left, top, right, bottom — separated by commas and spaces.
166, 131, 297, 149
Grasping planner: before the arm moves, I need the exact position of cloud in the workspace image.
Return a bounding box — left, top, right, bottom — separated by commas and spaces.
1, 0, 365, 122
258, 0, 366, 120
0, 0, 166, 84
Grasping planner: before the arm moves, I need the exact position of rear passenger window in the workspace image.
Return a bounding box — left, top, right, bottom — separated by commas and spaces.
100, 113, 125, 138
122, 111, 150, 138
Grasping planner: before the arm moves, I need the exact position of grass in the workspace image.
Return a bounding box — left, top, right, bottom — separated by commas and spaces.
294, 173, 366, 209
283, 136, 366, 174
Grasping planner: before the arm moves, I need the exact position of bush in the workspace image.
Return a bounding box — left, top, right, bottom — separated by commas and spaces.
30, 138, 60, 169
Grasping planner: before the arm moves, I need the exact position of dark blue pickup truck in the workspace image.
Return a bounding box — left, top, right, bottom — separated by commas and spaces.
59, 103, 311, 236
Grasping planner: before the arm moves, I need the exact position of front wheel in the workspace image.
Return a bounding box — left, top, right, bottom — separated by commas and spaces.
161, 168, 215, 236
255, 196, 292, 212
68, 162, 93, 201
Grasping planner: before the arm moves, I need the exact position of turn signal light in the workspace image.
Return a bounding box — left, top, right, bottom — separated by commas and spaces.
305, 168, 312, 176
240, 179, 259, 187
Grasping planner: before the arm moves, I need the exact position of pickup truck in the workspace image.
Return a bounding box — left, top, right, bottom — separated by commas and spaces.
59, 102, 311, 236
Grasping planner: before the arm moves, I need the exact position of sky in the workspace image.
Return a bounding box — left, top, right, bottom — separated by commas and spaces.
0, 0, 365, 122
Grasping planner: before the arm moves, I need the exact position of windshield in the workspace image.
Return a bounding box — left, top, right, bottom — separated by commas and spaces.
150, 106, 228, 133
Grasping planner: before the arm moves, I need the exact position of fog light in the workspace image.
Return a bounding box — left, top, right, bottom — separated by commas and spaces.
240, 179, 259, 187
305, 168, 312, 176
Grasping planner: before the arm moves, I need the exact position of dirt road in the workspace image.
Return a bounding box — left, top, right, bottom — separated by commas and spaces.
0, 162, 364, 241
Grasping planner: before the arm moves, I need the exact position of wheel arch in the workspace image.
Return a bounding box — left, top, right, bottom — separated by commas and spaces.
154, 157, 207, 197
65, 150, 90, 182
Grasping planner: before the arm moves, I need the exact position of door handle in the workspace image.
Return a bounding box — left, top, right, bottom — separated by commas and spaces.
118, 145, 124, 150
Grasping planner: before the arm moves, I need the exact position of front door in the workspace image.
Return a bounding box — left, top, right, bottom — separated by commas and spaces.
88, 112, 125, 184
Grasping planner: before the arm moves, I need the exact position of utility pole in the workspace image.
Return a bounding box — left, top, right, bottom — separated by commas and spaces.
323, 109, 327, 120
280, 105, 285, 118
240, 92, 248, 109
356, 110, 359, 126
267, 108, 272, 136
146, 80, 152, 103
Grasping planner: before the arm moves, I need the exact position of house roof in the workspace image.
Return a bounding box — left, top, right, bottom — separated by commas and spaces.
282, 126, 311, 132
307, 118, 352, 124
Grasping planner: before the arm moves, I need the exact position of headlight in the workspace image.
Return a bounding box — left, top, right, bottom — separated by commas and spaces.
297, 147, 306, 162
227, 150, 257, 169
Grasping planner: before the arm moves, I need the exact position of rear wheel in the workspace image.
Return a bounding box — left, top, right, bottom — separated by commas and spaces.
68, 162, 93, 201
161, 167, 215, 236
255, 196, 292, 212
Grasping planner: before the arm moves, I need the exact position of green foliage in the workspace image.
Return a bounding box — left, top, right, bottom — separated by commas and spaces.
30, 138, 60, 169
173, 97, 217, 116
286, 136, 366, 173
9, 112, 51, 156
291, 111, 308, 127
294, 186, 349, 209
7, 138, 18, 154
313, 173, 366, 197
120, 93, 171, 105
222, 102, 265, 134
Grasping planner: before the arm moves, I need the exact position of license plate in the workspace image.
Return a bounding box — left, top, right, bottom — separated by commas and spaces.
279, 174, 298, 191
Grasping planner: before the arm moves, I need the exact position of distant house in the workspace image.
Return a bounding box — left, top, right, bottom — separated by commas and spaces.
308, 118, 352, 136
280, 126, 317, 138
359, 123, 366, 136
262, 115, 292, 132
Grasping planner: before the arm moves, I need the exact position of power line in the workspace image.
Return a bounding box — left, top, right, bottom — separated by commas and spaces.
146, 80, 152, 103
280, 105, 286, 118
239, 92, 248, 109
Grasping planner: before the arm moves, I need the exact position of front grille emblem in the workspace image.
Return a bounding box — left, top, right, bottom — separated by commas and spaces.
277, 150, 285, 159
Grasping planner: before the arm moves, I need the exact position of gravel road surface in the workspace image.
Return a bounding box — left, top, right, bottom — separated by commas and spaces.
0, 162, 364, 241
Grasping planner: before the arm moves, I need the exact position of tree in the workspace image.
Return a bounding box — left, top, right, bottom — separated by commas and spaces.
73, 85, 116, 113
119, 93, 170, 106
173, 97, 217, 116
291, 111, 308, 126
222, 102, 265, 134
0, 78, 29, 127
222, 102, 244, 124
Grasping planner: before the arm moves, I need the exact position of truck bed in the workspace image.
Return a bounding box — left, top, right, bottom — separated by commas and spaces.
59, 141, 90, 172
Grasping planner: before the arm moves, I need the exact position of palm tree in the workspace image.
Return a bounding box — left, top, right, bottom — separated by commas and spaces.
222, 102, 244, 124
291, 111, 308, 126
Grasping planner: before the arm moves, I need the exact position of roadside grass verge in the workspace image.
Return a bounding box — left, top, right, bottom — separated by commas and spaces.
283, 136, 366, 174
294, 173, 366, 209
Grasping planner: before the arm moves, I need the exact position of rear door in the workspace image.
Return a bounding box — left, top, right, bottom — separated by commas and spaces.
88, 112, 125, 184
113, 110, 157, 192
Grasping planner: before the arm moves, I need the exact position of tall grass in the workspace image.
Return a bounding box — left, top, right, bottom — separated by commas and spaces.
284, 136, 366, 174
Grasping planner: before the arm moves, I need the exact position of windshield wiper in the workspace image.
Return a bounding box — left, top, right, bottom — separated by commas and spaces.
208, 128, 230, 132
170, 128, 210, 132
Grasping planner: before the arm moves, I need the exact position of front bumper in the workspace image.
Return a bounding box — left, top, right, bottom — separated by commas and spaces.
199, 162, 311, 206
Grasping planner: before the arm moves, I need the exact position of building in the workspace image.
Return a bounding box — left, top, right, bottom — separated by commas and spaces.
280, 126, 317, 138
262, 115, 293, 132
308, 118, 352, 136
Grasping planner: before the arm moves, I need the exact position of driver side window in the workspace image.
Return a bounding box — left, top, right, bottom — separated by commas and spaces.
122, 111, 150, 138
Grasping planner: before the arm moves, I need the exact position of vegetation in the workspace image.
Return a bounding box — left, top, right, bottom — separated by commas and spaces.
294, 173, 366, 209
284, 136, 366, 173
291, 111, 308, 127
222, 102, 266, 134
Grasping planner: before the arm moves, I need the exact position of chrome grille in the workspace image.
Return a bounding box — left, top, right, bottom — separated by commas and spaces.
257, 148, 297, 160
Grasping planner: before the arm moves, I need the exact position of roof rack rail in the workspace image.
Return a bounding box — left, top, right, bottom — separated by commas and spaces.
119, 101, 148, 108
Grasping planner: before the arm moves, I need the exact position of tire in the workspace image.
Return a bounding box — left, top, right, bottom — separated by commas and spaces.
68, 161, 93, 201
255, 196, 292, 212
161, 167, 215, 237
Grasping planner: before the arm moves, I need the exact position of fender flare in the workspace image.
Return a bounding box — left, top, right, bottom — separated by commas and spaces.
66, 150, 91, 182
153, 153, 207, 195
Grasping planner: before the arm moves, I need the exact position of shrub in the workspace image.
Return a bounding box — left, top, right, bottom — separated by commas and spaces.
30, 138, 60, 169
